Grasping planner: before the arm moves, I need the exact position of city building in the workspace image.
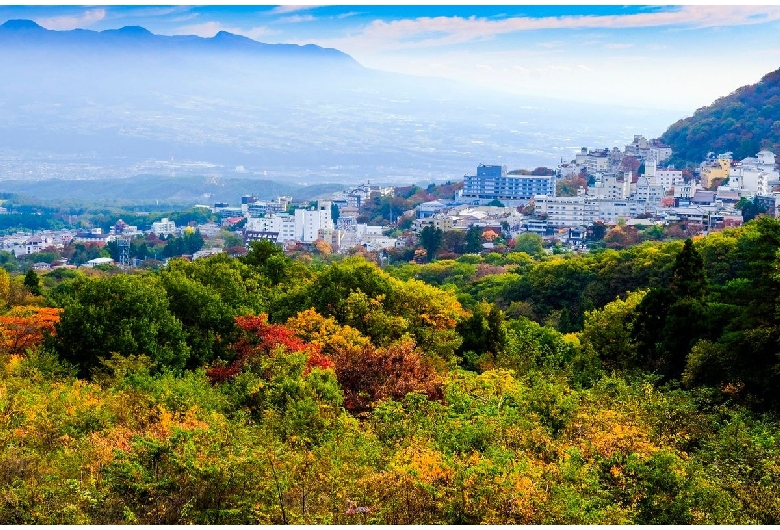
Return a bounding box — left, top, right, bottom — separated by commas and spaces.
460, 164, 555, 204
151, 217, 177, 237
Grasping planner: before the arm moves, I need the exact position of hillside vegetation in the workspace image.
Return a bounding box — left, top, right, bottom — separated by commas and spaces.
2, 219, 780, 523
661, 67, 780, 166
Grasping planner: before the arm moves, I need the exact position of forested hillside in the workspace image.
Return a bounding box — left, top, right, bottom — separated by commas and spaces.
661, 67, 780, 166
3, 218, 780, 523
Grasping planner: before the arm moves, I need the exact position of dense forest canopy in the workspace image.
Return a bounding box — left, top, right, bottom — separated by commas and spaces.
661, 67, 780, 167
2, 219, 780, 523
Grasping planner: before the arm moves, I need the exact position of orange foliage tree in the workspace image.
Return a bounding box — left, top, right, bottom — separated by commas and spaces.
332, 338, 444, 413
0, 305, 61, 355
285, 309, 445, 413
207, 314, 333, 383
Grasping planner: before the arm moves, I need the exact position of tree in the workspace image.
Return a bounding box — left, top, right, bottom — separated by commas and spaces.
158, 267, 241, 367
332, 337, 443, 413
51, 274, 190, 375
670, 238, 706, 299
419, 226, 444, 262
556, 172, 588, 197
580, 290, 646, 371
514, 232, 544, 257
465, 226, 483, 254
313, 239, 333, 257
604, 226, 640, 249
621, 156, 641, 175
331, 202, 341, 224
442, 230, 466, 255
456, 301, 507, 371
220, 229, 244, 249
0, 305, 60, 355
532, 166, 555, 176
23, 269, 42, 296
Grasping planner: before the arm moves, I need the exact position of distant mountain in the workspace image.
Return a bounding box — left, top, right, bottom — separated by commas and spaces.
0, 19, 680, 193
660, 67, 780, 167
0, 19, 358, 64
0, 174, 345, 204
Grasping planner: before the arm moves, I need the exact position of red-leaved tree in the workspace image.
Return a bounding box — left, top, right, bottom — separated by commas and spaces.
207, 314, 333, 383
333, 338, 443, 413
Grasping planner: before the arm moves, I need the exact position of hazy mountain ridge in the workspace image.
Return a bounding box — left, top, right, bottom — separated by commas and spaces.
0, 174, 345, 204
0, 19, 681, 196
661, 67, 780, 167
0, 19, 357, 63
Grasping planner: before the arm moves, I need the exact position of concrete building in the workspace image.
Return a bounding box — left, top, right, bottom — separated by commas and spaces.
243, 201, 333, 244
151, 218, 176, 237
700, 153, 732, 189
588, 173, 630, 200
730, 149, 778, 196
461, 164, 555, 204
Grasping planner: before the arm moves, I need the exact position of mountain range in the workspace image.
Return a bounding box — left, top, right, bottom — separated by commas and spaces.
0, 19, 681, 202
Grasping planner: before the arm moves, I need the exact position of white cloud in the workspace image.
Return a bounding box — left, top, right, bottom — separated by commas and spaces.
313, 6, 780, 53
278, 14, 316, 24
269, 5, 314, 15
36, 8, 105, 30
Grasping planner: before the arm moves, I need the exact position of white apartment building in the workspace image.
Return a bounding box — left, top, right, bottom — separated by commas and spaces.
294, 201, 333, 242
151, 217, 176, 237
624, 135, 672, 163
655, 169, 685, 191
336, 223, 396, 253
244, 201, 333, 244
642, 157, 683, 191
245, 214, 297, 242
535, 195, 651, 227
536, 195, 597, 227
588, 173, 630, 200
632, 176, 666, 205
729, 149, 778, 196
575, 148, 610, 175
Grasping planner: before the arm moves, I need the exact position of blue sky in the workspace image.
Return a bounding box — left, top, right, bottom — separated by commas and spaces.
3, 4, 780, 112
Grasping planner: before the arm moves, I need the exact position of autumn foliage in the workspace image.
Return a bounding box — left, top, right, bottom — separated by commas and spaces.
285, 308, 443, 413
0, 306, 60, 355
207, 314, 333, 383
333, 338, 444, 413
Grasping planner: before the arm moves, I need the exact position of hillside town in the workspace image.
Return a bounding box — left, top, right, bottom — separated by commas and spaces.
2, 134, 778, 268
412, 135, 778, 249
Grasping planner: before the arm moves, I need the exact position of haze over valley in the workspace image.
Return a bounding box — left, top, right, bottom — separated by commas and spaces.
0, 19, 680, 199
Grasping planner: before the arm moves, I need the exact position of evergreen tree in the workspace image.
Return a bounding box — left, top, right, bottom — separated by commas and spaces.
670, 238, 707, 298
24, 269, 42, 296
465, 226, 483, 254
419, 226, 444, 262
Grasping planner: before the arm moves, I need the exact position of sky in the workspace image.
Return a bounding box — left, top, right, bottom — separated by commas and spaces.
2, 4, 780, 113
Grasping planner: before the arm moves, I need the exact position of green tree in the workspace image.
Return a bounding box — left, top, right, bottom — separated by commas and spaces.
51, 274, 190, 375
23, 269, 42, 296
514, 232, 544, 257
331, 202, 340, 224
580, 290, 646, 371
465, 226, 483, 254
456, 301, 507, 371
419, 226, 444, 262
670, 238, 706, 298
442, 230, 466, 255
